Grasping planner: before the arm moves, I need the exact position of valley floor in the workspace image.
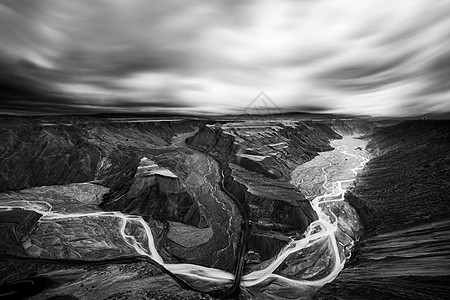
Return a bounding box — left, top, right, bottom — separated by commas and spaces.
316, 121, 450, 300
291, 136, 371, 199
242, 135, 370, 299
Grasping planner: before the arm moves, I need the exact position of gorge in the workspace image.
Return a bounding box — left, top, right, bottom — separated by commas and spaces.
0, 114, 449, 300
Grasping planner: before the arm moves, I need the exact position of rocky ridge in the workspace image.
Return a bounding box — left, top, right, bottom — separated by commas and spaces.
0, 115, 375, 299
186, 121, 343, 261
316, 120, 450, 300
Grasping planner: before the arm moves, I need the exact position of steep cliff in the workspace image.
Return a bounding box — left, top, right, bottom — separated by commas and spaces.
324, 117, 378, 135
0, 116, 202, 192
0, 114, 385, 299
0, 210, 42, 256
102, 157, 203, 228
354, 120, 450, 231
316, 120, 450, 300
186, 121, 342, 260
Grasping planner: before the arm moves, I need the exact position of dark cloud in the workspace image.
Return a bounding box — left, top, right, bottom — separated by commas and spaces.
285, 105, 331, 113
378, 4, 450, 46
416, 48, 450, 96
1, 0, 450, 116
0, 53, 190, 115
0, 0, 242, 115
60, 49, 183, 77
313, 1, 450, 116
316, 53, 417, 92
0, 55, 64, 102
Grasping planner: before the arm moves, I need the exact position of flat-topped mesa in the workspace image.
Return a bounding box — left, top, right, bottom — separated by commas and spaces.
102, 157, 204, 229
186, 121, 342, 260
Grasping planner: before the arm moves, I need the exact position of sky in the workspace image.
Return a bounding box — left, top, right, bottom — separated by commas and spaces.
1, 0, 450, 116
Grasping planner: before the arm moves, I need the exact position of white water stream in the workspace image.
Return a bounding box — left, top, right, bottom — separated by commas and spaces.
0, 137, 369, 291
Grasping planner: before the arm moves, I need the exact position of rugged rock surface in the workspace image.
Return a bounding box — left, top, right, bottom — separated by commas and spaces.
186, 121, 342, 260
343, 191, 376, 233
325, 117, 378, 135
0, 114, 367, 299
0, 182, 147, 260
0, 183, 109, 214
102, 157, 203, 228
316, 120, 450, 300
358, 120, 450, 232
0, 210, 42, 256
0, 260, 216, 300
23, 214, 142, 260
0, 116, 202, 192
0, 116, 245, 274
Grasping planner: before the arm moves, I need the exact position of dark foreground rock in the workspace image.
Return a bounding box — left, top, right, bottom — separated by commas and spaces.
0, 210, 42, 256
0, 260, 217, 300
343, 191, 376, 234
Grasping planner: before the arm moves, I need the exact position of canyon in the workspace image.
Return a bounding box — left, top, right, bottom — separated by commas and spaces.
316, 120, 450, 300
0, 114, 448, 299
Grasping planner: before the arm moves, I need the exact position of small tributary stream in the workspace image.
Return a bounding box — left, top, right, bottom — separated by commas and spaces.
0, 135, 371, 299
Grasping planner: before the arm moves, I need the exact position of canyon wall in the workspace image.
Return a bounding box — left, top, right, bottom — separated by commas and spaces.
186, 121, 343, 260
0, 114, 382, 299
317, 120, 450, 300
326, 118, 378, 136
356, 120, 450, 232
0, 115, 199, 191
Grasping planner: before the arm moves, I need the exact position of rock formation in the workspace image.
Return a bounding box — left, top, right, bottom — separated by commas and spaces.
186, 121, 343, 260
0, 114, 376, 299
316, 120, 450, 300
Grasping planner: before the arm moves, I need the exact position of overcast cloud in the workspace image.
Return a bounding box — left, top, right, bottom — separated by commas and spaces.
1, 0, 450, 116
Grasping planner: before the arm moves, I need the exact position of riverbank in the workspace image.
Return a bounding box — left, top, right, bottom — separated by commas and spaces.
0, 115, 378, 299
237, 135, 371, 299
316, 120, 450, 300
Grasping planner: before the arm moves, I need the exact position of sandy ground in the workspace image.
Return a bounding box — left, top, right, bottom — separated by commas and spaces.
291, 136, 371, 199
